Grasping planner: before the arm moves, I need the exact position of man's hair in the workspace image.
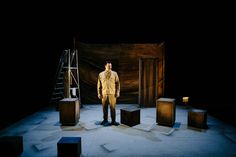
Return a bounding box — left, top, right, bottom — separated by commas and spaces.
105, 60, 111, 65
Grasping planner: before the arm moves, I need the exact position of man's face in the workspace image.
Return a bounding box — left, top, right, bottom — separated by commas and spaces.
105, 63, 112, 71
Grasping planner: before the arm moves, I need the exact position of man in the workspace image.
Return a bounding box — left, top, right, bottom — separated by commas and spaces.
97, 61, 120, 126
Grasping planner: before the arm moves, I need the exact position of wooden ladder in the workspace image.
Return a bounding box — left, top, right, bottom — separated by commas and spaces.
50, 49, 81, 106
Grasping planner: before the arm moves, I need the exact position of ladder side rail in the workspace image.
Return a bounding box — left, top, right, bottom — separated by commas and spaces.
75, 49, 81, 104
50, 50, 69, 102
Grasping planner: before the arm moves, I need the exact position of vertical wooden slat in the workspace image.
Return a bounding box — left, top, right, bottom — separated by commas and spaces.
161, 43, 165, 96
158, 61, 162, 97
155, 58, 159, 99
138, 58, 142, 106
143, 60, 147, 107
148, 59, 154, 107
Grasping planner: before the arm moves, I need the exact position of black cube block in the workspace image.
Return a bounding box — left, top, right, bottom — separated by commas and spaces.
120, 108, 140, 127
188, 109, 208, 129
0, 136, 23, 156
57, 137, 81, 157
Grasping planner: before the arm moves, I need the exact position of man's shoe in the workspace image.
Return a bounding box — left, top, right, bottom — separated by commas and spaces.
111, 121, 120, 126
101, 120, 108, 125
101, 120, 110, 126
103, 121, 110, 127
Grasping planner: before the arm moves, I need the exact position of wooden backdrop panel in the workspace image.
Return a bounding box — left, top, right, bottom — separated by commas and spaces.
76, 42, 165, 104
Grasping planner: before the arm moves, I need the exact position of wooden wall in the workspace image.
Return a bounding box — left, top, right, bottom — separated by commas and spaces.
76, 42, 165, 104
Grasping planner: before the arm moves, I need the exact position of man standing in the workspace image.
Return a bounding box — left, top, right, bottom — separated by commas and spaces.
97, 61, 120, 126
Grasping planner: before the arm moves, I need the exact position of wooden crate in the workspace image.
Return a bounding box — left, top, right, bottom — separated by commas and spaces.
156, 98, 176, 126
59, 98, 80, 125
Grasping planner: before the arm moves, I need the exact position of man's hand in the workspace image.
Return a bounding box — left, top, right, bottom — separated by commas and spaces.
98, 94, 102, 99
115, 93, 120, 98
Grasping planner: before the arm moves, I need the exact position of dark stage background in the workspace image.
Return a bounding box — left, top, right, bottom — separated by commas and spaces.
1, 4, 235, 129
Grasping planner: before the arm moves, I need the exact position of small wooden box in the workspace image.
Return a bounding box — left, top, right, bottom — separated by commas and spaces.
59, 98, 80, 125
0, 136, 23, 156
156, 98, 176, 126
188, 109, 207, 129
57, 137, 81, 157
121, 108, 140, 127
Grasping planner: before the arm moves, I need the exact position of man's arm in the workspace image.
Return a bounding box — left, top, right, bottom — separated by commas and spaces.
115, 72, 120, 98
97, 74, 102, 99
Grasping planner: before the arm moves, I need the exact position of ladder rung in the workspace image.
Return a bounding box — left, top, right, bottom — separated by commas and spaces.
51, 97, 63, 100
55, 87, 64, 90
53, 92, 63, 95
63, 67, 78, 69
56, 86, 63, 88
55, 86, 63, 89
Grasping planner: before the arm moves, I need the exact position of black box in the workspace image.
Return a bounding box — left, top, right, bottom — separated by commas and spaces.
0, 136, 23, 156
188, 109, 207, 129
121, 108, 140, 127
156, 98, 176, 126
57, 137, 81, 157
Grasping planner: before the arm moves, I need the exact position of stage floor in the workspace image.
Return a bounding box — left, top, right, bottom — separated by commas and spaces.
1, 104, 236, 157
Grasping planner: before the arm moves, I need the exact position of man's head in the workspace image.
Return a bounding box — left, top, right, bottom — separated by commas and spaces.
105, 61, 112, 71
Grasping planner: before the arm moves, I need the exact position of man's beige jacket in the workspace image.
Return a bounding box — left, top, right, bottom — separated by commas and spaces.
97, 70, 120, 97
